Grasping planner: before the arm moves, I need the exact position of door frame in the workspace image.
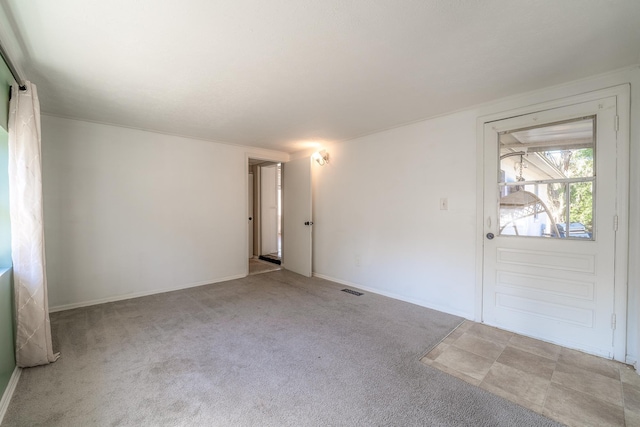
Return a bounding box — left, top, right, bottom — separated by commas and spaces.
260, 163, 279, 256
475, 85, 630, 361
245, 153, 288, 276
248, 171, 254, 258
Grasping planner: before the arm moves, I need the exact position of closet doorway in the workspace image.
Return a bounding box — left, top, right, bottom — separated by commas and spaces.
248, 159, 282, 275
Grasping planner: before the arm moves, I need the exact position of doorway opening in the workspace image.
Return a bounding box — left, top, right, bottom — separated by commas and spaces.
248, 159, 282, 275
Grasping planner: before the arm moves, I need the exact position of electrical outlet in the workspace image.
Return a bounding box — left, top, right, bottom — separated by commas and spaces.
355, 255, 361, 266
440, 198, 448, 210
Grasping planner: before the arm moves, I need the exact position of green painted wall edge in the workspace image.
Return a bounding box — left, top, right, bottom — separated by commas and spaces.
0, 57, 15, 400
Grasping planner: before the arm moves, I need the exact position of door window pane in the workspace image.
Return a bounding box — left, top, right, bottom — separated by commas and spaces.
569, 181, 593, 237
499, 184, 554, 237
540, 148, 593, 178
498, 117, 595, 239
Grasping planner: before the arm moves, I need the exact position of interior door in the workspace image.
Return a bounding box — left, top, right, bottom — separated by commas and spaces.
282, 157, 312, 276
482, 97, 619, 358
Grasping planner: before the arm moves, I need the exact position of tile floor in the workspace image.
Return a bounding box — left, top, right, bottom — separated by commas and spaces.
421, 321, 640, 427
248, 257, 281, 275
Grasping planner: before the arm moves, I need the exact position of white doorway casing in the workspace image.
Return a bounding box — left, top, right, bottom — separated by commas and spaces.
246, 153, 289, 276
477, 85, 630, 361
261, 165, 278, 256
248, 172, 254, 258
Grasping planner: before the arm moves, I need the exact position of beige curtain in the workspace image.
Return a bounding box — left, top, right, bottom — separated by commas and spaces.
8, 82, 59, 367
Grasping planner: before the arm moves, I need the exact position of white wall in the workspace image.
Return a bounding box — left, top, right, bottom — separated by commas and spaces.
311, 66, 640, 365
312, 110, 478, 318
42, 116, 288, 310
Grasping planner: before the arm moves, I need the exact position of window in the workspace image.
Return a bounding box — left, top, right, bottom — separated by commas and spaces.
498, 117, 595, 239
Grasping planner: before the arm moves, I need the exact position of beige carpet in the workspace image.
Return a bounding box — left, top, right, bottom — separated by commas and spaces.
2, 271, 560, 426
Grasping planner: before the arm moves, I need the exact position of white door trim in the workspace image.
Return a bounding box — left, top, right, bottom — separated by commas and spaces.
475, 84, 630, 361
245, 152, 289, 277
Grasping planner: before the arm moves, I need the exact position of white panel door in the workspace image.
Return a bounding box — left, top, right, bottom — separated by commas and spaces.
483, 97, 620, 358
282, 157, 312, 277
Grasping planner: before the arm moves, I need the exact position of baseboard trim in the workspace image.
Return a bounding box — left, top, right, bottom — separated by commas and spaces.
49, 274, 246, 312
312, 273, 472, 319
0, 367, 21, 425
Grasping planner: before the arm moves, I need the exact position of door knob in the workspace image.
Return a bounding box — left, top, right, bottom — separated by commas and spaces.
249, 217, 253, 220
304, 221, 314, 226
486, 233, 495, 240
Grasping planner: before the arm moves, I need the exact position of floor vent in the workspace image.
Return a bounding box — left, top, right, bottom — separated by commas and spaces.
341, 289, 363, 296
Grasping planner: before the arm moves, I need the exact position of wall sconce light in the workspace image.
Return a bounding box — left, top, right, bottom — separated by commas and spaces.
312, 150, 329, 166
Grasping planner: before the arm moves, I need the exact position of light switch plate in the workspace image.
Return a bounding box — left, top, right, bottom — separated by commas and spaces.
440, 198, 448, 210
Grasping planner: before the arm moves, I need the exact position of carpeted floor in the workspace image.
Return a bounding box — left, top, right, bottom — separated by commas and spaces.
2, 271, 561, 426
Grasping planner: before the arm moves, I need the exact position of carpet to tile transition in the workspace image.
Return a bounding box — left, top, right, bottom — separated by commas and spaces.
2, 271, 561, 426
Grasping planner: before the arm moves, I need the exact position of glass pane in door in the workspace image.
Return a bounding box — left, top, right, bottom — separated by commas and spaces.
498, 117, 595, 239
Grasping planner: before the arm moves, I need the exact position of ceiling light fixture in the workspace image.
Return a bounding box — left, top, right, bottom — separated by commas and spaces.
312, 150, 329, 166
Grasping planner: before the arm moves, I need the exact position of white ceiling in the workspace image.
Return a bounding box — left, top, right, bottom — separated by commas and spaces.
2, 0, 640, 153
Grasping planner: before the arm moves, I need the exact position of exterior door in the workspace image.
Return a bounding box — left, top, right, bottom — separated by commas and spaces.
282, 157, 312, 276
482, 97, 620, 359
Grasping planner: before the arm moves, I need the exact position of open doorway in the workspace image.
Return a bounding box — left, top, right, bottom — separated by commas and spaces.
248, 159, 282, 275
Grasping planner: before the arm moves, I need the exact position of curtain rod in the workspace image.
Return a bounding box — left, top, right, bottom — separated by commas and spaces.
0, 38, 26, 91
